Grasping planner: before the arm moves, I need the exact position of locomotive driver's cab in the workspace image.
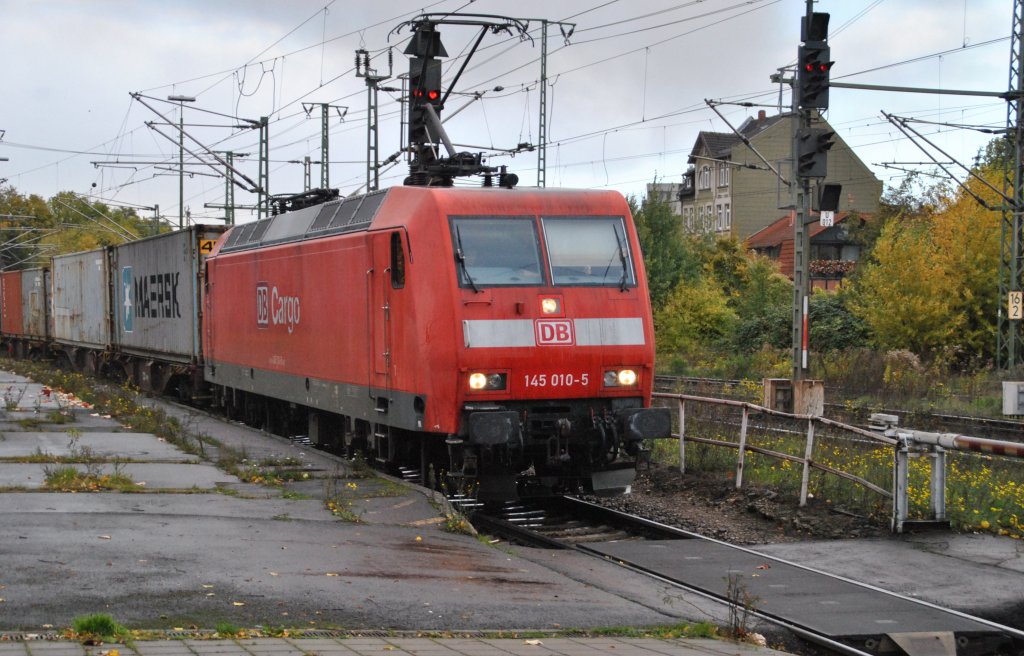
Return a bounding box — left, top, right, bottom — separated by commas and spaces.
448, 211, 670, 499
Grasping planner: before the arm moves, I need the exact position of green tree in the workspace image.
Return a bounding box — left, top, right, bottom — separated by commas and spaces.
849, 219, 960, 356
654, 276, 738, 355
45, 191, 149, 254
808, 289, 869, 352
1, 185, 158, 268
0, 186, 53, 269
631, 194, 695, 312
730, 253, 792, 353
695, 235, 751, 302
848, 144, 1004, 365
846, 172, 935, 267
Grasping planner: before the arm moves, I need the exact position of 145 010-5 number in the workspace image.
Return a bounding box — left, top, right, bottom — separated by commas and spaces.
523, 373, 590, 388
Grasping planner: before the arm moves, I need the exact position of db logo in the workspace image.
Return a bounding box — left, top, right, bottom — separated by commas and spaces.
256, 283, 269, 327
535, 319, 574, 346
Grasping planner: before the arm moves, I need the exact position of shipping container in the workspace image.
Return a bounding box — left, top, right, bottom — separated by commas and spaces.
51, 248, 112, 351
21, 268, 50, 340
0, 268, 50, 358
111, 225, 224, 362
0, 270, 24, 338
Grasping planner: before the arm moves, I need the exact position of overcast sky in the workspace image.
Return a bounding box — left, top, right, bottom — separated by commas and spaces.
0, 0, 1012, 225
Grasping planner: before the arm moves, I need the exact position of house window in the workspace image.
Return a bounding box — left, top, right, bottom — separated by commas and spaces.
718, 163, 730, 187
685, 207, 694, 231
716, 204, 723, 230
697, 205, 704, 227
704, 204, 713, 231
698, 166, 711, 190
725, 203, 731, 229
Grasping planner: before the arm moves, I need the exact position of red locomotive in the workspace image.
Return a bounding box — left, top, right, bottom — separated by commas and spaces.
1, 14, 670, 501
203, 185, 669, 499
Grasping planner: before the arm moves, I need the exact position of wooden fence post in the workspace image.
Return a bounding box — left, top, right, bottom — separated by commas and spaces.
678, 398, 686, 475
735, 406, 749, 489
800, 418, 816, 506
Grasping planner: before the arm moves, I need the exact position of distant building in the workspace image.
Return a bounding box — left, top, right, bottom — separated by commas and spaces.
746, 210, 865, 291
677, 110, 882, 241
645, 182, 683, 215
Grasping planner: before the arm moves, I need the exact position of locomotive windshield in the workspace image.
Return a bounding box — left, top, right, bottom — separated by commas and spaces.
450, 216, 544, 287
449, 215, 636, 288
542, 216, 636, 288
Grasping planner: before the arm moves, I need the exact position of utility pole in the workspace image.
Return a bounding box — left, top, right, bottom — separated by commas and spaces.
356, 49, 396, 192
999, 0, 1024, 368
216, 151, 249, 226
167, 95, 196, 229
288, 156, 322, 192
257, 117, 269, 219
302, 103, 347, 192
533, 19, 574, 188
538, 21, 548, 189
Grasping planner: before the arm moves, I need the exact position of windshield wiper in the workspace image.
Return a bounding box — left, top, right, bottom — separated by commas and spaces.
455, 226, 481, 293
613, 224, 630, 292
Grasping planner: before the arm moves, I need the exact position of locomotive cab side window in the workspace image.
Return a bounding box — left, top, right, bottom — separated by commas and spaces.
390, 232, 406, 289
542, 216, 636, 288
449, 216, 543, 287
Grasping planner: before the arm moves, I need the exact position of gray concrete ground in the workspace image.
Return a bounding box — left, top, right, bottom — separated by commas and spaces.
3, 368, 1023, 656
0, 370, 783, 656
0, 637, 787, 656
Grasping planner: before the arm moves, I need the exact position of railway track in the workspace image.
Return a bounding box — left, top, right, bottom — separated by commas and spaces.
460, 495, 1024, 656
654, 375, 1024, 443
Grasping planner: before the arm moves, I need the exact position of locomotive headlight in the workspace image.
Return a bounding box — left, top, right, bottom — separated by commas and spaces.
540, 297, 562, 315
469, 372, 507, 391
604, 369, 638, 387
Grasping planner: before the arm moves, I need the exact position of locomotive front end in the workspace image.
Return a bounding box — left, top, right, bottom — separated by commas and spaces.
444, 193, 670, 500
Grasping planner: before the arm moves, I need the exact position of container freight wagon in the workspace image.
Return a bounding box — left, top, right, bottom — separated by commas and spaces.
110, 225, 225, 395
0, 268, 51, 359
203, 186, 669, 500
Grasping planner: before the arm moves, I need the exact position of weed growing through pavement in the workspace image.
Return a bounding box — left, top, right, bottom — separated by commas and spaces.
70, 613, 129, 644
324, 474, 364, 522
443, 509, 475, 535
724, 573, 760, 642
3, 384, 26, 411
214, 622, 242, 637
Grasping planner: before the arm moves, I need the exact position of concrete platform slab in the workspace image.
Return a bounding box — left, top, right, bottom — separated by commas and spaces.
0, 639, 792, 656
0, 461, 237, 489
0, 431, 200, 462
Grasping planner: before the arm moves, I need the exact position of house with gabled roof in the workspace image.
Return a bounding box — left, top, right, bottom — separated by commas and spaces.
746, 210, 865, 291
677, 110, 882, 241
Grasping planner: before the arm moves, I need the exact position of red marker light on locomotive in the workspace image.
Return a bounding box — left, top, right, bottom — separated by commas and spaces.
428, 89, 440, 101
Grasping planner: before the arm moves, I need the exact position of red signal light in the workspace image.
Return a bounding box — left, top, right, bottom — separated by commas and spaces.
428, 89, 440, 101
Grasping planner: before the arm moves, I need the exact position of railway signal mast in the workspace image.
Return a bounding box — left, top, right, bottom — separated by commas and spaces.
394, 14, 530, 187
790, 3, 835, 383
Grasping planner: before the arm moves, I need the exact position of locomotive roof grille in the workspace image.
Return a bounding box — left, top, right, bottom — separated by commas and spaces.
309, 200, 342, 232
249, 218, 273, 243
219, 189, 390, 254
